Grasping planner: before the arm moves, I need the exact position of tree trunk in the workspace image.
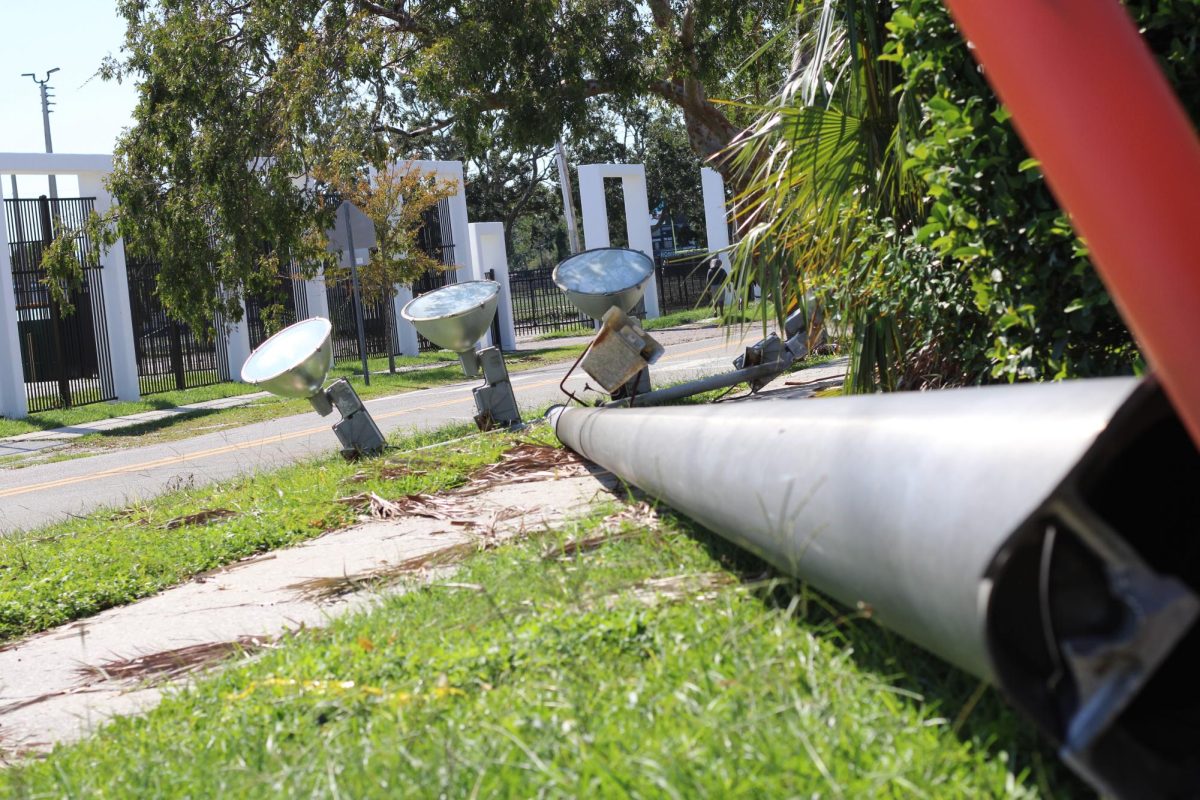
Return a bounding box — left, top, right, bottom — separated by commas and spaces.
649, 78, 748, 193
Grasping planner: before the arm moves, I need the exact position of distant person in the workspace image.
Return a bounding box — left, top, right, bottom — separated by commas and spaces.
705, 255, 728, 316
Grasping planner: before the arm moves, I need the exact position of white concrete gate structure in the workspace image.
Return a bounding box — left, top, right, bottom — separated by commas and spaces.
0, 153, 521, 417
701, 167, 732, 271
468, 221, 517, 351
576, 163, 660, 319
0, 153, 140, 419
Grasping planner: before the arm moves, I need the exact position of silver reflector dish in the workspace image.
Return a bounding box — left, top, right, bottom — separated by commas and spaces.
401, 280, 500, 353
240, 317, 333, 398
552, 247, 654, 320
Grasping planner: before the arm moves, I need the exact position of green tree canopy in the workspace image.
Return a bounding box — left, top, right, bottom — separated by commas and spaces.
102, 0, 790, 331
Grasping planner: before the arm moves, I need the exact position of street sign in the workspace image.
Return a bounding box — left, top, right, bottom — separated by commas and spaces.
325, 201, 376, 255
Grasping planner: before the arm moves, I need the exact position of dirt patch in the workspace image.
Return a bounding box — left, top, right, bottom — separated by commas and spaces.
336, 443, 597, 527
163, 508, 237, 530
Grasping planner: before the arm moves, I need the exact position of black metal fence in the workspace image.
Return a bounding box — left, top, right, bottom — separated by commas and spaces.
416, 199, 455, 270
510, 266, 591, 338
319, 199, 458, 362
245, 266, 305, 350
655, 250, 714, 314
5, 196, 117, 413
125, 253, 229, 395
503, 249, 716, 341
325, 275, 395, 363
484, 269, 504, 348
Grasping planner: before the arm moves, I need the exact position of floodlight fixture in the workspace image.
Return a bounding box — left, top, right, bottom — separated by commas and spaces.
402, 280, 500, 378
550, 248, 663, 401
240, 317, 386, 458
552, 247, 655, 321
401, 280, 520, 429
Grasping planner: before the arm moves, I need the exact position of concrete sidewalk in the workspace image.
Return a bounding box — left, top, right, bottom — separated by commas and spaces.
0, 357, 844, 760
0, 459, 620, 757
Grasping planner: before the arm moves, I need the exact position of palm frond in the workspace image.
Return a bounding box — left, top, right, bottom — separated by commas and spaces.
724, 0, 922, 390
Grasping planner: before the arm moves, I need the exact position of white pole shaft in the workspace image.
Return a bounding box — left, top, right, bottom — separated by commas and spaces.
555, 141, 581, 254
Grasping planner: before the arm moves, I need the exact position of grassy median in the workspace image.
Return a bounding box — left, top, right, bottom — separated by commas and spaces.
0, 345, 584, 458
1, 493, 1083, 797
0, 422, 531, 643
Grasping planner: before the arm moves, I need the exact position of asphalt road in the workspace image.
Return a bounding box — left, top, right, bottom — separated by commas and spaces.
0, 329, 758, 533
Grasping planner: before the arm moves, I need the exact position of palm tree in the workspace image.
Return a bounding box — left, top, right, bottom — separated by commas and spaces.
725, 0, 921, 392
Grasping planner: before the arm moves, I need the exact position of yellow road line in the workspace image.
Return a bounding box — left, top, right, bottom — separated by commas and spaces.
0, 338, 738, 500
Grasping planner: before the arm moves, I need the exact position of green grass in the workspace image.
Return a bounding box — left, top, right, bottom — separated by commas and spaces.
0, 422, 532, 643
532, 322, 594, 340
641, 307, 716, 330
0, 381, 259, 439
0, 488, 1083, 797
0, 345, 585, 459
0, 352, 464, 439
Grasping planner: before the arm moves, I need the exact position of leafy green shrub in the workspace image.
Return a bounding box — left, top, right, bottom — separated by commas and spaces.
845, 0, 1198, 387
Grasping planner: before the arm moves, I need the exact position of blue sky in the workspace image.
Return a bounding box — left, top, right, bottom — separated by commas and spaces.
0, 1, 135, 197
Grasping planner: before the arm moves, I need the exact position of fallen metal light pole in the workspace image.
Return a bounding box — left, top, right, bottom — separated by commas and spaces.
602, 358, 787, 408
551, 377, 1200, 799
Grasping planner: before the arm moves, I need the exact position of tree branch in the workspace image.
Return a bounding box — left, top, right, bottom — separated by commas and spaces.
353, 0, 425, 34
648, 0, 674, 33
375, 118, 454, 139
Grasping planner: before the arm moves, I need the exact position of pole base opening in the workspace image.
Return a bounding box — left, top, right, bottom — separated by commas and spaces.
986, 381, 1200, 799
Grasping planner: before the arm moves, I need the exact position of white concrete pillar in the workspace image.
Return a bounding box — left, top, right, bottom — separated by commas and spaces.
78, 172, 140, 402
619, 168, 659, 319
438, 161, 474, 285
303, 265, 331, 322
577, 163, 660, 318
392, 286, 419, 356
389, 160, 474, 284
223, 294, 253, 382
462, 223, 493, 349
577, 165, 609, 249
0, 178, 28, 418
701, 167, 732, 270
469, 221, 517, 351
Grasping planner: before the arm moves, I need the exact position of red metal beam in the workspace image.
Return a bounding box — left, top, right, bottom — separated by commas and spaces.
941, 0, 1200, 444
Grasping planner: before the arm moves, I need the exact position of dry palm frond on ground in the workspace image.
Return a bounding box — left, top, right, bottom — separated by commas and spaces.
75, 636, 272, 683
457, 443, 596, 494
287, 542, 482, 602
543, 502, 662, 560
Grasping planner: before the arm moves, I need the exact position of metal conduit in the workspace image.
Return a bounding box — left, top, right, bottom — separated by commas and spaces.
551, 377, 1200, 799
603, 359, 791, 408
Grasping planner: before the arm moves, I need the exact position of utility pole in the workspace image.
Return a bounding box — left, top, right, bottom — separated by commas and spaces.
554, 139, 582, 254
21, 68, 60, 200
